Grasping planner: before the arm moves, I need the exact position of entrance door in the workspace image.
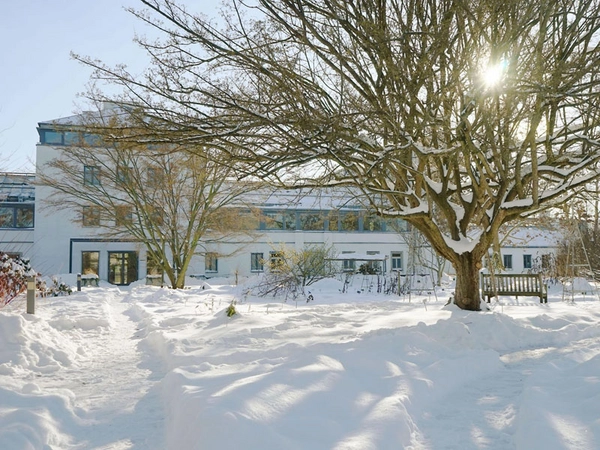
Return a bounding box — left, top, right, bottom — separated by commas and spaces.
108, 251, 138, 285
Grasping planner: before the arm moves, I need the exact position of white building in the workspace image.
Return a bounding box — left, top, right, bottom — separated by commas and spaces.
34, 115, 418, 285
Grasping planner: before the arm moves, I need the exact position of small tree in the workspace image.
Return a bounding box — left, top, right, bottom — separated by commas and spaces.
257, 244, 338, 300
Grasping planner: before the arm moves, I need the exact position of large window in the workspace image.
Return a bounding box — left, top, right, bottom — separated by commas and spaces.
43, 131, 63, 145
341, 212, 359, 231
82, 251, 99, 276
83, 165, 101, 186
299, 212, 324, 231
0, 205, 34, 228
82, 206, 101, 227
205, 252, 218, 272
108, 251, 138, 285
503, 254, 513, 270
264, 211, 296, 230
39, 129, 102, 146
251, 253, 264, 272
16, 207, 34, 227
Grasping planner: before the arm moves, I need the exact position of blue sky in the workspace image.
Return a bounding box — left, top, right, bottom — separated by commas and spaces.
0, 0, 219, 172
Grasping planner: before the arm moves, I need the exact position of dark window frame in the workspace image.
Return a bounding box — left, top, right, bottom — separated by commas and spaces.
83, 165, 101, 186
251, 252, 264, 272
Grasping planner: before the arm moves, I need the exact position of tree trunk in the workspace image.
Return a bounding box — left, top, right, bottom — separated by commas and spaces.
453, 253, 482, 311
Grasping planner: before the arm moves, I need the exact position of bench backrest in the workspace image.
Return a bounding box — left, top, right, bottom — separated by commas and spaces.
481, 273, 543, 293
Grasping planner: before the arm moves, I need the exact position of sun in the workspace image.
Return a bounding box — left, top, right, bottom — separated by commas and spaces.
481, 60, 508, 88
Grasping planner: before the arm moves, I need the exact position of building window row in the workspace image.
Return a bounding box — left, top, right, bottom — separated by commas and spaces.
202, 251, 402, 276
261, 210, 407, 233
39, 129, 102, 147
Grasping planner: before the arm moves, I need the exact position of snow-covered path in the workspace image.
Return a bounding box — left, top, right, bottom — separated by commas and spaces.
0, 288, 165, 449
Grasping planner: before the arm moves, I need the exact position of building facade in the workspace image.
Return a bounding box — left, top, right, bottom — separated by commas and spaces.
0, 115, 560, 286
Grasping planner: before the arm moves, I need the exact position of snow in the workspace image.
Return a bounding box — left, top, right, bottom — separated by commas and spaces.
2, 276, 600, 449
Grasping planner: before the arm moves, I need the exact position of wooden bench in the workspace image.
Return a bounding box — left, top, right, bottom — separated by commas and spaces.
481, 273, 548, 303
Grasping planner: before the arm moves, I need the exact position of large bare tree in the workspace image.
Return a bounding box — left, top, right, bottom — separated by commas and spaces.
37, 107, 259, 289
75, 0, 600, 309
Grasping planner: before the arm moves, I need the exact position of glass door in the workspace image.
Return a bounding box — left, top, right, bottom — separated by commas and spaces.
108, 251, 138, 285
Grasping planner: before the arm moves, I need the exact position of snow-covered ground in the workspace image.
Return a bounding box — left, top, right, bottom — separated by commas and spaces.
2, 275, 600, 449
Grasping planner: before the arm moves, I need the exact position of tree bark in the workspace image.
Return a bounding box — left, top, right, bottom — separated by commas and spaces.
452, 253, 483, 311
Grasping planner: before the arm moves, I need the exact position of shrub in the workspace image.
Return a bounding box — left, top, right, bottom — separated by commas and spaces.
0, 254, 38, 306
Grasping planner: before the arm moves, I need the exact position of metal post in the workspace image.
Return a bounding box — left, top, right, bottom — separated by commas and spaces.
77, 273, 82, 291
26, 276, 35, 314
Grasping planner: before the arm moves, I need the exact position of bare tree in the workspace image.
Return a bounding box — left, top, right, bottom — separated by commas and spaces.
74, 0, 600, 309
37, 108, 260, 289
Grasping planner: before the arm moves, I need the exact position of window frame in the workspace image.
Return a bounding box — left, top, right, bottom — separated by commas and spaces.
81, 251, 100, 276
83, 165, 101, 186
391, 251, 403, 271
205, 252, 218, 273
82, 206, 101, 227
503, 254, 513, 270
251, 252, 264, 272
115, 205, 134, 227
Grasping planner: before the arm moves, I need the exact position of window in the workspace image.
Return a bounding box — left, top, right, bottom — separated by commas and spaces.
82, 206, 100, 227
264, 212, 284, 230
363, 215, 383, 232
342, 259, 356, 272
391, 252, 403, 271
385, 218, 409, 232
82, 251, 99, 276
83, 165, 101, 186
0, 207, 13, 227
117, 165, 131, 183
341, 212, 359, 231
341, 251, 356, 272
44, 131, 63, 145
327, 213, 339, 231
523, 254, 532, 269
299, 212, 324, 231
205, 252, 218, 272
146, 167, 165, 186
115, 205, 133, 226
15, 207, 34, 228
238, 209, 260, 230
251, 253, 264, 272
64, 132, 81, 146
147, 252, 163, 276
269, 251, 284, 271
264, 211, 296, 230
0, 206, 34, 229
503, 254, 513, 270
145, 205, 164, 226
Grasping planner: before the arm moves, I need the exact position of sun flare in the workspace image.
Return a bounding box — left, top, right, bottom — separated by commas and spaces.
481, 60, 508, 87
